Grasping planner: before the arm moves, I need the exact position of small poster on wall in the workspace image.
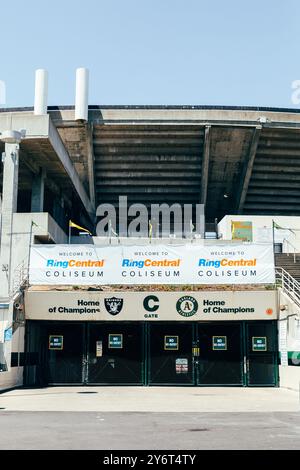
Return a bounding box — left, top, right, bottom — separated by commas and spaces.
231, 221, 253, 242
175, 358, 188, 374
252, 337, 267, 352
49, 335, 63, 350
4, 327, 12, 342
212, 336, 227, 350
96, 341, 103, 357
108, 334, 123, 349
164, 336, 179, 350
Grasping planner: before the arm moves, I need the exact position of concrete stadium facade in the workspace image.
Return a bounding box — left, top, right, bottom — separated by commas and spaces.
1, 99, 300, 391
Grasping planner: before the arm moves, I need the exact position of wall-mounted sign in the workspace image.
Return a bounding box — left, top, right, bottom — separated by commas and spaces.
176, 296, 198, 317
49, 335, 63, 350
104, 297, 123, 315
164, 336, 179, 350
175, 358, 188, 374
231, 221, 253, 242
96, 340, 103, 357
252, 337, 267, 352
280, 351, 288, 366
25, 290, 277, 322
108, 334, 123, 349
29, 243, 275, 285
279, 321, 288, 366
4, 327, 12, 342
212, 336, 227, 350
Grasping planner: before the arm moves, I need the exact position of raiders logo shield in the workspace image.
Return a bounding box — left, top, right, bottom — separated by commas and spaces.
104, 297, 124, 315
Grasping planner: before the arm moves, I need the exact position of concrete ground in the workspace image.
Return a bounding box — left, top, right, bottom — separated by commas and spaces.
0, 387, 299, 449
0, 386, 299, 412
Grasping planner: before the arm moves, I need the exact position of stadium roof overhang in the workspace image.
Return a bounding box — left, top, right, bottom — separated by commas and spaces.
2, 105, 300, 223
0, 112, 95, 222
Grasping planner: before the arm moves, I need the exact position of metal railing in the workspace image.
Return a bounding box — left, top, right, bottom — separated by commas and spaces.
282, 238, 298, 263
11, 257, 29, 297
275, 267, 300, 309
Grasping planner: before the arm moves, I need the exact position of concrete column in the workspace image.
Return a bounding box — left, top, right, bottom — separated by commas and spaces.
53, 196, 63, 227
31, 169, 46, 212
0, 143, 20, 296
34, 69, 48, 115
75, 68, 89, 121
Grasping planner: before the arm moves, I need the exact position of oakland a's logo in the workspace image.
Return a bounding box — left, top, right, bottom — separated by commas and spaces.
176, 296, 198, 317
104, 297, 124, 315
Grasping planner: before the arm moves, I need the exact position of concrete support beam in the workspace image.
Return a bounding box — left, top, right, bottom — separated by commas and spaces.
20, 152, 72, 210
0, 143, 20, 297
87, 123, 96, 208
200, 125, 211, 205
0, 112, 94, 220
44, 178, 72, 210
19, 151, 72, 210
30, 168, 46, 212
48, 119, 95, 220
236, 126, 262, 214
53, 196, 63, 226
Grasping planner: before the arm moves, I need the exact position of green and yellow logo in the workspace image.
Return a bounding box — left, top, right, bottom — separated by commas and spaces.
176, 296, 198, 317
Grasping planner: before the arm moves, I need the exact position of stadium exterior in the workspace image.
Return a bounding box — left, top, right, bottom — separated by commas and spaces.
1, 70, 300, 390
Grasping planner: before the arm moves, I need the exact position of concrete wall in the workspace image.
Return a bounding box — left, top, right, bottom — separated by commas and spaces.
0, 212, 66, 391
277, 289, 300, 392
0, 323, 24, 392
279, 366, 300, 392
218, 215, 300, 251
0, 367, 24, 392
278, 289, 300, 352
0, 212, 67, 298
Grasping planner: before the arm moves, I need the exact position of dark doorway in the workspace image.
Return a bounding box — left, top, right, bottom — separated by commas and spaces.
46, 323, 84, 384
147, 322, 194, 385
197, 322, 243, 385
87, 322, 144, 384
245, 321, 278, 386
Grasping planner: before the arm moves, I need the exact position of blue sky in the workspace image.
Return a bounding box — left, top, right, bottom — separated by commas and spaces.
0, 0, 299, 108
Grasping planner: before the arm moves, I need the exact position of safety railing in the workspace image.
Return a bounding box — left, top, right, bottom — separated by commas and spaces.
11, 258, 29, 297
275, 267, 300, 309
282, 238, 298, 263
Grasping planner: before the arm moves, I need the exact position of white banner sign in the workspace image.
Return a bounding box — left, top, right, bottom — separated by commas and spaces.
29, 243, 275, 286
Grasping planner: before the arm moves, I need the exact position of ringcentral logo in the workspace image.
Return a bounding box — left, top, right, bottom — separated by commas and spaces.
176, 296, 198, 317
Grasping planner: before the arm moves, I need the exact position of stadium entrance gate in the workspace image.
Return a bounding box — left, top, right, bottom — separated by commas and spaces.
24, 320, 278, 387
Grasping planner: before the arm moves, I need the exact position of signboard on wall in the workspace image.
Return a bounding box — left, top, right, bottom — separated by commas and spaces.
96, 341, 103, 357
25, 290, 278, 322
108, 334, 123, 349
164, 336, 179, 350
279, 321, 288, 366
175, 358, 188, 374
29, 243, 275, 286
252, 337, 267, 351
231, 221, 253, 242
4, 327, 12, 342
212, 336, 227, 350
49, 335, 63, 350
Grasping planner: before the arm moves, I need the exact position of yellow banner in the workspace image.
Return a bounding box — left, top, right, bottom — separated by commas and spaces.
69, 220, 92, 235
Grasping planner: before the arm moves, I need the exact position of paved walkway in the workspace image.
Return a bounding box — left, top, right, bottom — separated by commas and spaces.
0, 386, 299, 412
1, 411, 300, 450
